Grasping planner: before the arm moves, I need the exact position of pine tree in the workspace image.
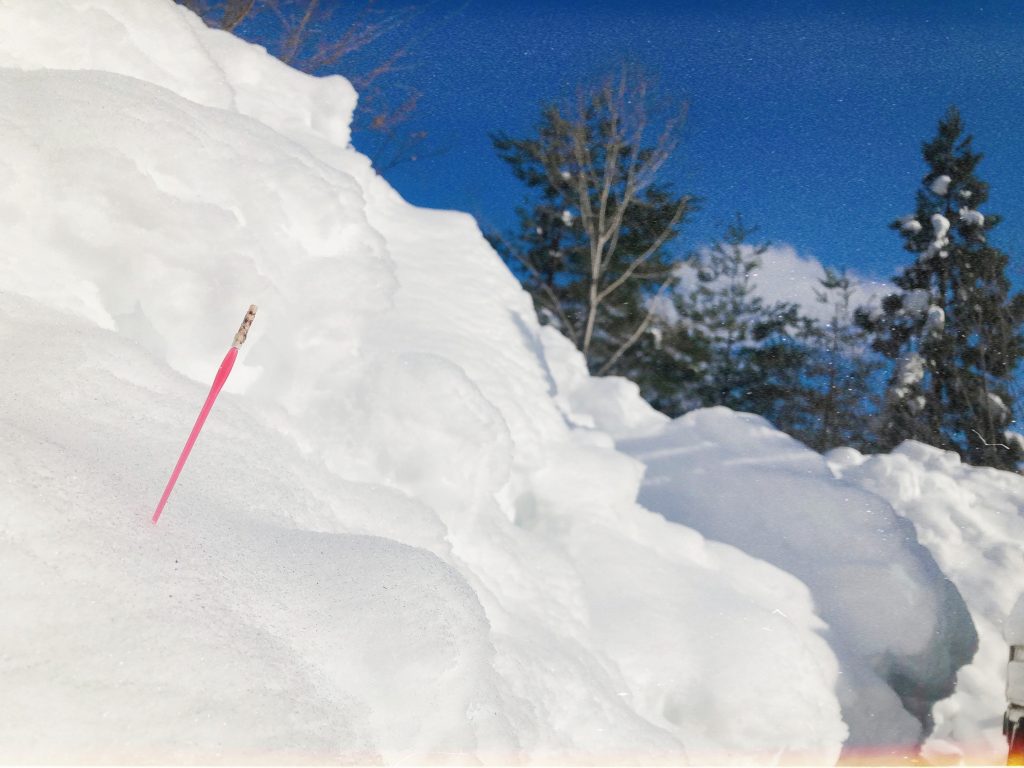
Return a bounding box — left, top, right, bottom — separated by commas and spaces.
792, 268, 882, 452
672, 217, 810, 418
487, 68, 695, 381
859, 106, 1024, 470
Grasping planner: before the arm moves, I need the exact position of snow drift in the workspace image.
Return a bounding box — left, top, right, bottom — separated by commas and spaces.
0, 0, 990, 764
0, 1, 844, 762
830, 444, 1024, 763
543, 329, 979, 757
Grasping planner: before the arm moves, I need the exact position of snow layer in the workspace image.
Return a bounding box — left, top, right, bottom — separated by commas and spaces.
0, 0, 849, 762
829, 443, 1024, 764
614, 412, 978, 757
542, 334, 982, 760
901, 217, 924, 234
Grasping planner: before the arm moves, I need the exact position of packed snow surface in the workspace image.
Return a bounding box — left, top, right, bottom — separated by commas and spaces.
0, 0, 847, 763
0, 0, 1003, 764
614, 412, 977, 755
829, 445, 1024, 764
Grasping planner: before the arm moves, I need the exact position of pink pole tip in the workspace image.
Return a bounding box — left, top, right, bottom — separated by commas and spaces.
151, 346, 239, 524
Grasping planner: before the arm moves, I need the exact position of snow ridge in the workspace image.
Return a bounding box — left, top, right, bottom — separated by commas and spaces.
0, 0, 848, 762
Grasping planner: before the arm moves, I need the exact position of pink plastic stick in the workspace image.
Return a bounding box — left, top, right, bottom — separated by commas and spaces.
151, 346, 238, 524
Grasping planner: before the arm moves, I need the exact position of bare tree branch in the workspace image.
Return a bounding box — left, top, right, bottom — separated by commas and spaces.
221, 0, 255, 31
597, 195, 691, 302
491, 65, 691, 377
596, 277, 674, 376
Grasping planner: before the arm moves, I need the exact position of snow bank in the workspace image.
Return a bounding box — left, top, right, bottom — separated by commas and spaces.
0, 0, 848, 762
830, 442, 1024, 764
0, 294, 507, 763
539, 326, 670, 440
544, 330, 980, 758
615, 411, 977, 756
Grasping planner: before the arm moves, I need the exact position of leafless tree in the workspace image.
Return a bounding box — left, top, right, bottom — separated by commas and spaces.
491, 67, 694, 376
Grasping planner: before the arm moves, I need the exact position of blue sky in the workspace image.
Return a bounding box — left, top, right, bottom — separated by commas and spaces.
349, 0, 1024, 287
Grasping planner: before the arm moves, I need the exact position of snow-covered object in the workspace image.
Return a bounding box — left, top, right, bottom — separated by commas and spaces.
830, 443, 1024, 763
1007, 655, 1024, 712
932, 213, 951, 242
0, 0, 850, 763
986, 393, 1010, 419
921, 213, 952, 261
613, 409, 977, 756
901, 217, 924, 234
892, 353, 927, 400
924, 305, 946, 335
904, 289, 932, 315
930, 174, 952, 196
960, 208, 985, 227
544, 323, 982, 759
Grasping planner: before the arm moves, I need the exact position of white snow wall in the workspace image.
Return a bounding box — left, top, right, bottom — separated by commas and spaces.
0, 0, 849, 763
543, 329, 980, 757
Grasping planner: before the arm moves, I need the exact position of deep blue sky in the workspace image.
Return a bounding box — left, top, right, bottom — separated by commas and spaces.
346, 0, 1024, 286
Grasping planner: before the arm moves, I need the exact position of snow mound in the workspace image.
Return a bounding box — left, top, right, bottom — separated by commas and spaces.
540, 326, 669, 440
614, 408, 978, 756
0, 295, 507, 763
0, 0, 847, 762
540, 327, 981, 758
830, 442, 1024, 764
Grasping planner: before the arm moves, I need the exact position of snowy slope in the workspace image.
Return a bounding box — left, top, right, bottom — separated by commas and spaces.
830, 444, 1024, 764
543, 330, 980, 758
0, 0, 849, 763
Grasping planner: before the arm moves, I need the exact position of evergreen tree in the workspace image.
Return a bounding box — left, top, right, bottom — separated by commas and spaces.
631, 313, 708, 417
859, 106, 1024, 470
672, 217, 810, 418
791, 268, 882, 452
487, 68, 695, 382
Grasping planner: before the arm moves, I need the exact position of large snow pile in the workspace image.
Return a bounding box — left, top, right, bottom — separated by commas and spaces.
0, 1, 997, 764
0, 1, 850, 763
830, 444, 1024, 764
544, 329, 980, 759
